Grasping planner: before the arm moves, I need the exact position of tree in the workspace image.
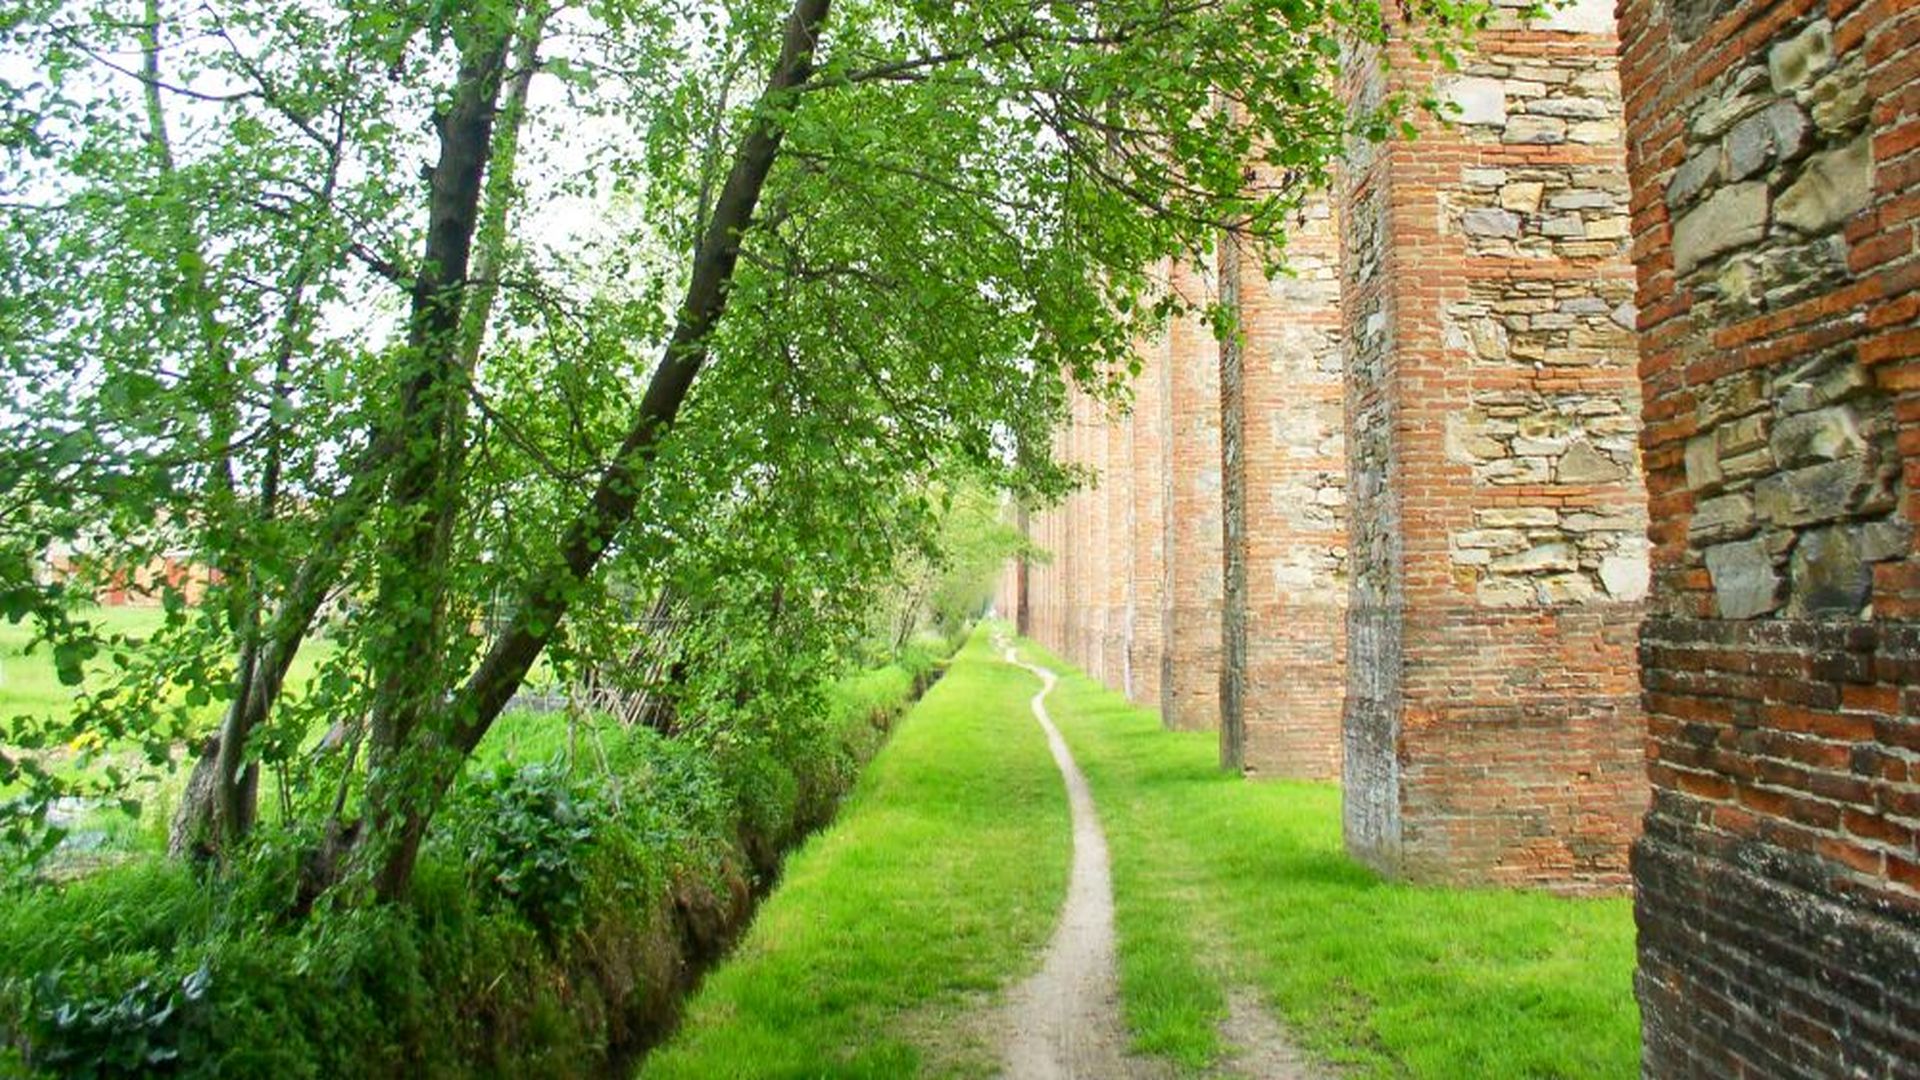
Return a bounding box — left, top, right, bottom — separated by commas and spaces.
0, 0, 1479, 900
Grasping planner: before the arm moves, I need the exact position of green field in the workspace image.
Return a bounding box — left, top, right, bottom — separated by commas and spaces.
639, 630, 1071, 1079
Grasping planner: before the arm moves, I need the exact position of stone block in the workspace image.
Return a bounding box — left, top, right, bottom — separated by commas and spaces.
1774, 136, 1870, 234
1505, 115, 1568, 144
1703, 537, 1783, 619
1787, 525, 1870, 617
1684, 434, 1724, 490
1499, 181, 1545, 213
1539, 573, 1599, 604
1768, 19, 1834, 94
1492, 541, 1578, 573
1672, 182, 1769, 274
1754, 457, 1872, 527
1444, 76, 1509, 126
1691, 492, 1755, 541
1858, 518, 1913, 562
1461, 208, 1521, 237
1717, 413, 1770, 456
1477, 506, 1560, 527
1808, 59, 1867, 134
1599, 552, 1651, 600
1558, 440, 1625, 483
1769, 405, 1862, 467
1666, 148, 1721, 208
1528, 95, 1614, 119
1724, 109, 1776, 180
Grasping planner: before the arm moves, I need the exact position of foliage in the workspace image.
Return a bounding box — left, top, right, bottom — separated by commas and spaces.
0, 638, 953, 1076
444, 763, 603, 939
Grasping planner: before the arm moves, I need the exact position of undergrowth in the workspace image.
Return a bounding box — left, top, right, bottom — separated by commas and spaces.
0, 631, 961, 1078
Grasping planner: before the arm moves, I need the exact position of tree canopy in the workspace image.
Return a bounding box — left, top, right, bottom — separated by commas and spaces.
0, 0, 1480, 898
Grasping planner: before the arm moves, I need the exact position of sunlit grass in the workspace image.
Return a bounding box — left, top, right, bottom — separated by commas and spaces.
1019, 639, 1640, 1079
639, 627, 1071, 1079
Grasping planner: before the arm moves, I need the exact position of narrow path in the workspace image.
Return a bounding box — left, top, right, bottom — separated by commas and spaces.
994, 642, 1328, 1080
997, 643, 1162, 1080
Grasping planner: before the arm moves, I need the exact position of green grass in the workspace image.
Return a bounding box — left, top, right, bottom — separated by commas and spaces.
1017, 639, 1640, 1079
0, 607, 173, 722
639, 628, 1071, 1079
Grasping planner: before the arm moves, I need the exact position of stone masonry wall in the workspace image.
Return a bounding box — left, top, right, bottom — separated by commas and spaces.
1618, 0, 1920, 1068
1224, 194, 1350, 780
1339, 0, 1652, 891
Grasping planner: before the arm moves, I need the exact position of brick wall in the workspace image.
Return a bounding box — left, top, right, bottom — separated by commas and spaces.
1337, 0, 1651, 891
1163, 258, 1225, 732
1618, 0, 1920, 1067
1223, 194, 1350, 780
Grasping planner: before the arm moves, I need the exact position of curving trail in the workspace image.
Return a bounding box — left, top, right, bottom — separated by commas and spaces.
996, 643, 1163, 1080
993, 642, 1326, 1080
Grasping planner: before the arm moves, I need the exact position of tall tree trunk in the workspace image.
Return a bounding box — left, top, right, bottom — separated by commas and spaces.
362, 0, 834, 902
360, 14, 518, 861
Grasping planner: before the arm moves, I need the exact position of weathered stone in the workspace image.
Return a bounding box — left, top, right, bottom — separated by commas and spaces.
1568, 120, 1623, 145
1540, 0, 1613, 33
1774, 136, 1870, 234
1584, 216, 1630, 240
1672, 182, 1769, 274
1514, 435, 1571, 456
1444, 75, 1508, 126
1461, 207, 1521, 238
1476, 578, 1537, 607
1539, 573, 1599, 604
1807, 59, 1867, 134
1558, 440, 1624, 483
1499, 181, 1545, 213
1477, 506, 1560, 528
1768, 19, 1834, 94
1724, 109, 1776, 179
1691, 492, 1755, 540
1492, 542, 1578, 573
1754, 457, 1872, 526
1769, 405, 1862, 466
1859, 518, 1913, 562
1704, 537, 1783, 619
1548, 190, 1617, 211
1684, 434, 1724, 490
1610, 302, 1638, 330
1667, 150, 1721, 208
1788, 525, 1870, 617
1716, 413, 1769, 456
1600, 552, 1651, 601
1505, 116, 1567, 144
1763, 100, 1811, 161
1697, 373, 1769, 426
1528, 95, 1614, 119
1719, 447, 1777, 481
1454, 527, 1527, 550
1564, 511, 1640, 532
1541, 214, 1586, 238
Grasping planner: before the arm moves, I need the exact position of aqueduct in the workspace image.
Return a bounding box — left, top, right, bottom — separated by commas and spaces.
999, 0, 1918, 1072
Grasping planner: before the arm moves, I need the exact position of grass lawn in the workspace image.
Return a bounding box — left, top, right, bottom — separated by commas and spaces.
1017, 639, 1641, 1079
638, 628, 1071, 1079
